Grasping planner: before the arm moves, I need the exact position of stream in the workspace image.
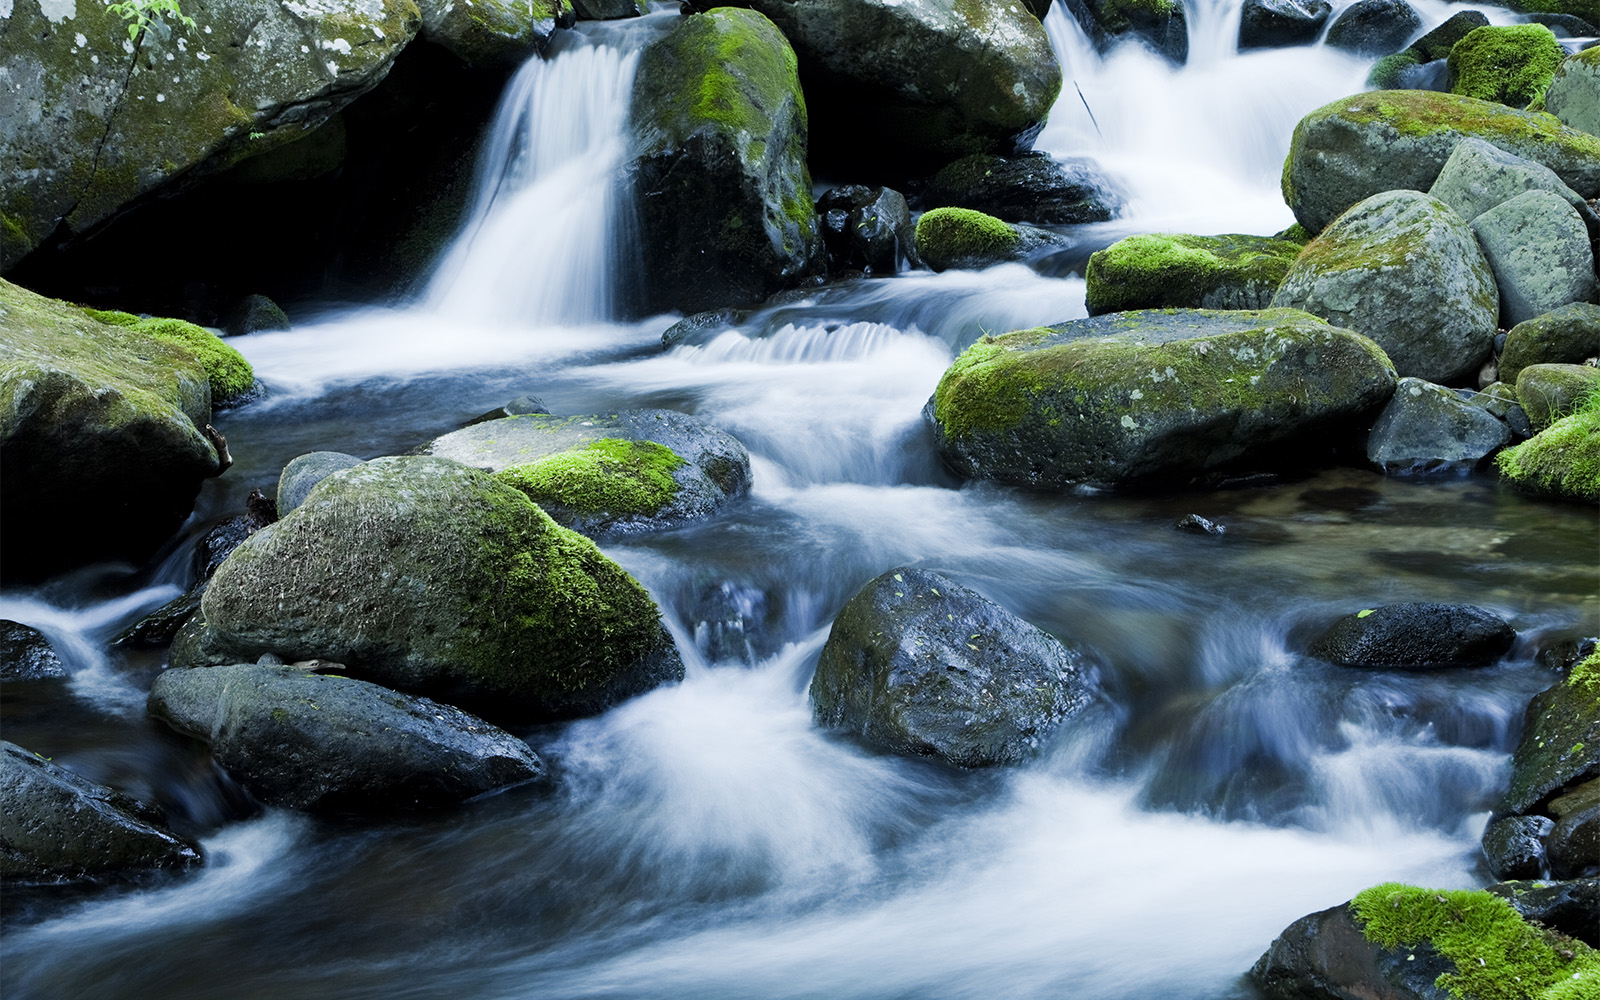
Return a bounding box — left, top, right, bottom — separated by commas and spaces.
2, 3, 1596, 998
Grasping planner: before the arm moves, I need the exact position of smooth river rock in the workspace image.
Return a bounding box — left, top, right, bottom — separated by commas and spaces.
1307, 602, 1516, 669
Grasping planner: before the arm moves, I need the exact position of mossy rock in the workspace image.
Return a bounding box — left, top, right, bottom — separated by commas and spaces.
1448, 24, 1566, 109
1503, 652, 1600, 816
913, 207, 1064, 271
1281, 90, 1600, 235
1084, 233, 1303, 315
180, 456, 685, 723
417, 0, 573, 68
495, 439, 696, 535
924, 308, 1398, 489
1546, 45, 1600, 137
1503, 0, 1600, 26
1500, 303, 1600, 383
82, 309, 255, 406
1369, 50, 1422, 90
1496, 389, 1600, 503
1515, 363, 1600, 430
0, 280, 223, 582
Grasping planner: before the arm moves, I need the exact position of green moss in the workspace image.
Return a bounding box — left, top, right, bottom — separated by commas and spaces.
81, 308, 142, 328
1330, 91, 1600, 156
914, 207, 1021, 271
1502, 0, 1600, 25
1351, 883, 1600, 1000
1084, 233, 1301, 313
1370, 51, 1421, 90
1496, 390, 1600, 503
1570, 650, 1600, 696
129, 318, 253, 405
683, 9, 802, 139
495, 438, 685, 518
1275, 223, 1313, 244
1449, 25, 1566, 109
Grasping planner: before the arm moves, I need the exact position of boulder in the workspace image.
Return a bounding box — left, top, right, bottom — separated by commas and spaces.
1084, 233, 1303, 315
1482, 813, 1555, 879
417, 0, 573, 68
0, 621, 67, 682
1271, 190, 1498, 385
1501, 656, 1600, 816
925, 308, 1398, 489
1408, 10, 1491, 63
913, 207, 1066, 272
1487, 878, 1600, 947
0, 280, 224, 583
1365, 377, 1514, 472
0, 740, 199, 881
1547, 45, 1600, 137
421, 409, 752, 533
629, 9, 821, 315
1427, 137, 1597, 228
1516, 363, 1600, 430
1447, 24, 1565, 108
1061, 0, 1188, 64
702, 0, 1063, 172
464, 394, 551, 427
1368, 51, 1425, 90
177, 456, 685, 723
1472, 191, 1599, 327
1500, 303, 1600, 383
149, 663, 546, 813
1547, 778, 1600, 878
277, 451, 364, 516
1281, 91, 1600, 235
1, 0, 422, 270
810, 568, 1097, 767
816, 185, 915, 275
78, 309, 255, 407
1306, 602, 1516, 668
1323, 0, 1421, 56
922, 153, 1123, 226
223, 294, 291, 337
1496, 389, 1600, 501
1237, 0, 1332, 50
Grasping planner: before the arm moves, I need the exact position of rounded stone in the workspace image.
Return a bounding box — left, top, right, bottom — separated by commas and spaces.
1500, 303, 1600, 383
1482, 813, 1553, 880
1471, 190, 1598, 327
1366, 377, 1514, 472
1323, 0, 1422, 56
1546, 46, 1600, 137
276, 451, 364, 516
1307, 602, 1516, 669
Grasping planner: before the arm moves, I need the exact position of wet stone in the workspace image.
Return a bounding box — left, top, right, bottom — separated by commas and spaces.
0, 621, 67, 682
1307, 602, 1516, 669
1482, 813, 1553, 880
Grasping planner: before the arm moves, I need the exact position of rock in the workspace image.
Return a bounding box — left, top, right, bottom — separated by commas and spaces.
1448, 24, 1566, 108
1473, 191, 1598, 328
1482, 814, 1554, 879
1307, 602, 1516, 668
913, 207, 1066, 272
1085, 233, 1303, 315
223, 294, 291, 337
629, 9, 821, 315
1174, 514, 1225, 535
1366, 377, 1514, 472
1271, 190, 1498, 385
1368, 51, 1424, 90
1488, 878, 1600, 948
180, 456, 683, 722
1501, 304, 1600, 383
0, 621, 67, 682
1408, 10, 1491, 62
421, 409, 752, 533
277, 452, 364, 516
573, 0, 647, 19
661, 307, 751, 350
1, 0, 422, 270
1547, 778, 1600, 877
0, 280, 223, 583
1251, 900, 1455, 1000
1061, 0, 1189, 64
149, 663, 546, 814
1323, 0, 1422, 56
1427, 137, 1597, 228
1496, 388, 1600, 502
1501, 658, 1600, 816
0, 740, 199, 882
816, 185, 915, 275
925, 308, 1397, 489
1547, 46, 1600, 137
112, 590, 204, 651
922, 153, 1123, 226
1516, 363, 1600, 430
1237, 0, 1332, 50
1529, 12, 1600, 35
702, 0, 1063, 173
810, 568, 1097, 767
1281, 91, 1600, 236
78, 308, 256, 407
194, 494, 278, 582
464, 394, 552, 427
418, 0, 573, 67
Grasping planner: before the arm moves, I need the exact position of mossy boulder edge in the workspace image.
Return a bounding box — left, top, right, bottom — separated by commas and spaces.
1085, 233, 1303, 315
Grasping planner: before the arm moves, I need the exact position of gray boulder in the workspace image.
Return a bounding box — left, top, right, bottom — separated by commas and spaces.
0, 280, 223, 582
923, 153, 1124, 226
1307, 602, 1516, 668
149, 663, 546, 813
277, 451, 364, 516
1471, 190, 1598, 327
178, 456, 684, 723
0, 740, 199, 881
1323, 0, 1421, 56
1515, 363, 1600, 430
1427, 137, 1597, 227
1061, 0, 1188, 63
1271, 190, 1498, 385
1, 0, 421, 270
925, 308, 1397, 489
1500, 303, 1600, 383
1281, 91, 1600, 235
629, 9, 821, 314
1366, 377, 1514, 472
811, 568, 1097, 767
1547, 46, 1600, 137
817, 185, 915, 275
0, 621, 66, 682
417, 0, 572, 68
1237, 0, 1332, 50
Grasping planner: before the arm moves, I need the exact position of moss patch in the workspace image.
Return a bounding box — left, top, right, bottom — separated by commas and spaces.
1328, 91, 1600, 154
914, 207, 1021, 271
80, 307, 254, 405
495, 438, 685, 518
1351, 883, 1600, 1000
1084, 233, 1302, 314
1449, 25, 1566, 109
1569, 649, 1600, 697
1496, 390, 1600, 503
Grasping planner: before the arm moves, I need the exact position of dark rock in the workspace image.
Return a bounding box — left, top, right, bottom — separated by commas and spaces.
223, 295, 290, 337
1527, 13, 1598, 35
464, 395, 552, 427
913, 207, 1070, 272
1062, 0, 1189, 63
1324, 0, 1423, 56
573, 0, 646, 18
1501, 671, 1600, 816
817, 185, 915, 275
1482, 813, 1554, 880
1488, 878, 1600, 947
1409, 10, 1490, 62
811, 568, 1097, 767
923, 153, 1123, 226
1307, 602, 1516, 669
195, 498, 278, 582
0, 740, 200, 882
1250, 901, 1454, 1000
0, 621, 67, 682
149, 663, 546, 814
661, 308, 752, 350
1238, 0, 1333, 50
1366, 377, 1514, 472
1174, 514, 1226, 535
1547, 778, 1600, 878
418, 0, 572, 67
112, 590, 204, 651
1500, 304, 1600, 384
276, 452, 364, 516
1538, 635, 1599, 672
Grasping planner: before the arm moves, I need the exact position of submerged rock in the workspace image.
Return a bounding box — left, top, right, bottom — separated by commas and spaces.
149, 663, 546, 814
0, 740, 200, 882
1447, 24, 1565, 108
0, 622, 67, 682
925, 309, 1397, 489
179, 456, 684, 723
1546, 45, 1600, 137
1499, 303, 1600, 384
1306, 602, 1516, 669
1365, 377, 1514, 472
923, 153, 1123, 226
811, 568, 1097, 767
1085, 233, 1302, 315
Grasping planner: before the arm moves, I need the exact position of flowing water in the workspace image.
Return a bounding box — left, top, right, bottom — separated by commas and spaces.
4, 5, 1597, 998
